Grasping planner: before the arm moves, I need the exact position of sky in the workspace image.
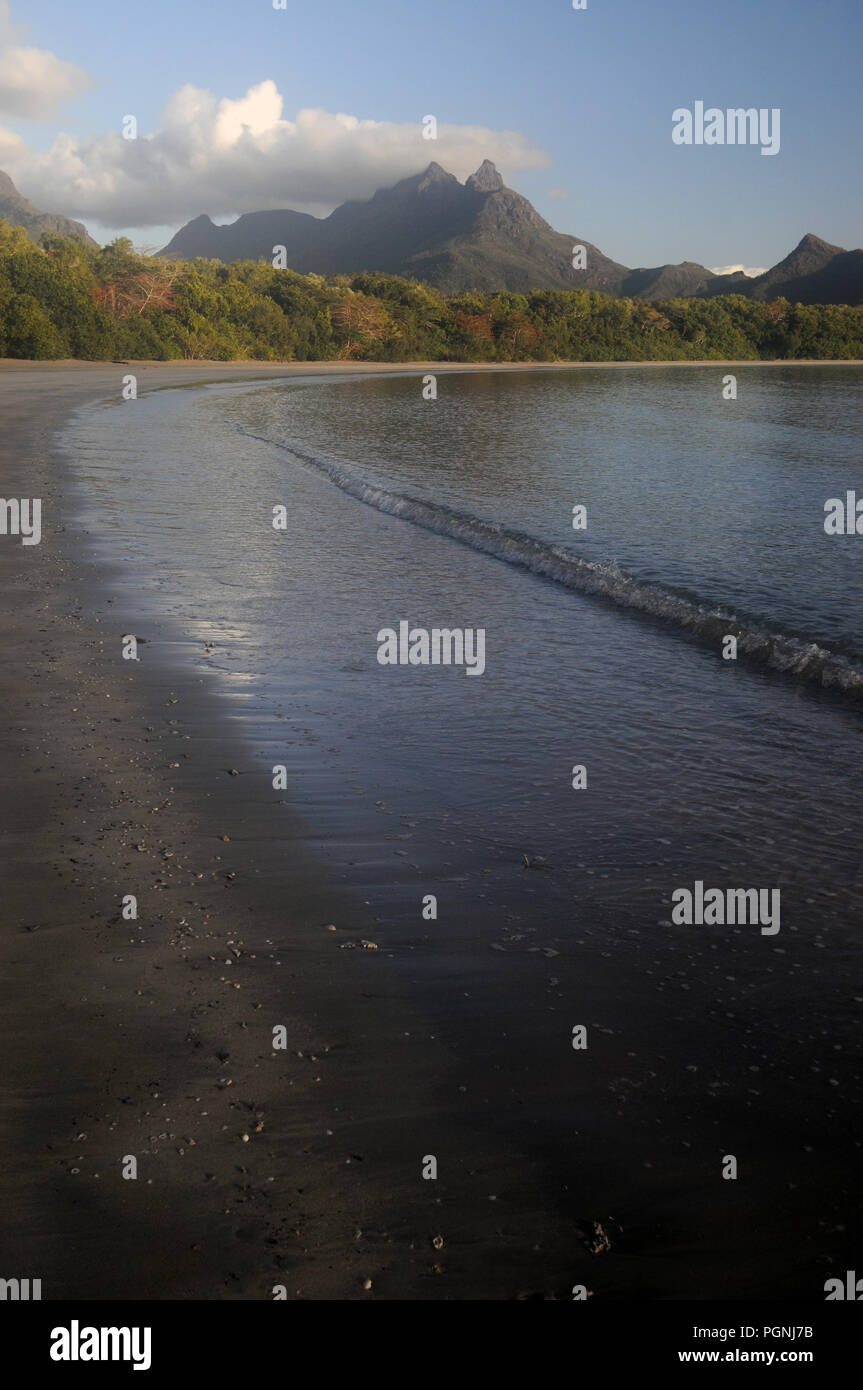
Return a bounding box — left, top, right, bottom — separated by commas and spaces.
0, 0, 860, 271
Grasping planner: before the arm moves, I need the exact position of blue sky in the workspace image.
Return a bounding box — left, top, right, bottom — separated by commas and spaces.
1, 0, 860, 269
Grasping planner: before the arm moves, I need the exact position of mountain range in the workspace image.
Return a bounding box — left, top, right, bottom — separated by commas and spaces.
159, 159, 718, 298
702, 232, 863, 306
158, 161, 862, 305
1, 162, 860, 306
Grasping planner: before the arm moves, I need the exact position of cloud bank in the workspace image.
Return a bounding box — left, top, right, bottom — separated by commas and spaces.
1, 78, 551, 229
0, 2, 93, 120
710, 264, 767, 278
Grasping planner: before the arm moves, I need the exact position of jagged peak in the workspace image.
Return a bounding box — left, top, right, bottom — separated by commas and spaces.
770, 233, 844, 268
378, 161, 460, 201
414, 161, 460, 193
794, 232, 839, 253
466, 159, 504, 193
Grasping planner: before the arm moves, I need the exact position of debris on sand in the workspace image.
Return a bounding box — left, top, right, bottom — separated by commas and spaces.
579, 1217, 622, 1255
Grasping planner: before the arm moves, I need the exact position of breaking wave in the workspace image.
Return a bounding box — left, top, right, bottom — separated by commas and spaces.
241, 427, 863, 698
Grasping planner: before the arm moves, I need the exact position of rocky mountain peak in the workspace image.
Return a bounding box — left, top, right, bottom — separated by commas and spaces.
466, 159, 504, 193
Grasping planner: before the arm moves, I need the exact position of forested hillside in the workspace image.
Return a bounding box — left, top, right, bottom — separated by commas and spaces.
2, 222, 861, 363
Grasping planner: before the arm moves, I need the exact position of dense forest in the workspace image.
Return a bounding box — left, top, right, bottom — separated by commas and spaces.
1, 220, 862, 363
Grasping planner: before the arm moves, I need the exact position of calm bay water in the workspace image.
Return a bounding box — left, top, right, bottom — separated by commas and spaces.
63, 366, 863, 921
243, 364, 863, 666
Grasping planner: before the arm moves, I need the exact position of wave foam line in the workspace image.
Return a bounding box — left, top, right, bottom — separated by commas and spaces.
241, 427, 863, 697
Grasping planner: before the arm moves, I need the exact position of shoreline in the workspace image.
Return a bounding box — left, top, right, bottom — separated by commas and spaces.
4, 358, 612, 1301
0, 361, 451, 1299
2, 355, 861, 379
9, 360, 576, 1300
2, 360, 860, 1301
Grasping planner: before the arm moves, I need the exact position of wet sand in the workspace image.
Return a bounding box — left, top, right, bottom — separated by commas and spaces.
2, 358, 593, 1301
1, 358, 860, 1302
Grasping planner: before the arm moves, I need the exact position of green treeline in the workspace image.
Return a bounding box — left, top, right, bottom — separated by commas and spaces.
1, 221, 862, 363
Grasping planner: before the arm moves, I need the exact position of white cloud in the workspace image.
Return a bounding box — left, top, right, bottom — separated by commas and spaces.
0, 4, 93, 120
710, 264, 767, 278
547, 188, 571, 200
1, 79, 551, 228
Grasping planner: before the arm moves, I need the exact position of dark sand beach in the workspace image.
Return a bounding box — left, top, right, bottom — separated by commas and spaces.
2, 359, 861, 1302
2, 360, 507, 1301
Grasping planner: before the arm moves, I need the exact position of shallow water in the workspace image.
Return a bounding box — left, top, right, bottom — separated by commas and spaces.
63, 366, 863, 924
242, 365, 863, 670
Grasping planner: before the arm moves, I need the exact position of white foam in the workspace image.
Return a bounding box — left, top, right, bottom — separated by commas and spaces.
242, 428, 863, 698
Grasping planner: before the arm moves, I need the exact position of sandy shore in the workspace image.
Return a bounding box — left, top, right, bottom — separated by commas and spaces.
2, 356, 860, 371
1, 358, 505, 1301
3, 358, 597, 1301
2, 358, 860, 1302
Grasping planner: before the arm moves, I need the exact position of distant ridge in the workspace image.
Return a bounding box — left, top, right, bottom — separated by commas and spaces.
0, 170, 96, 247
703, 234, 863, 306
158, 162, 861, 305
159, 160, 714, 297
